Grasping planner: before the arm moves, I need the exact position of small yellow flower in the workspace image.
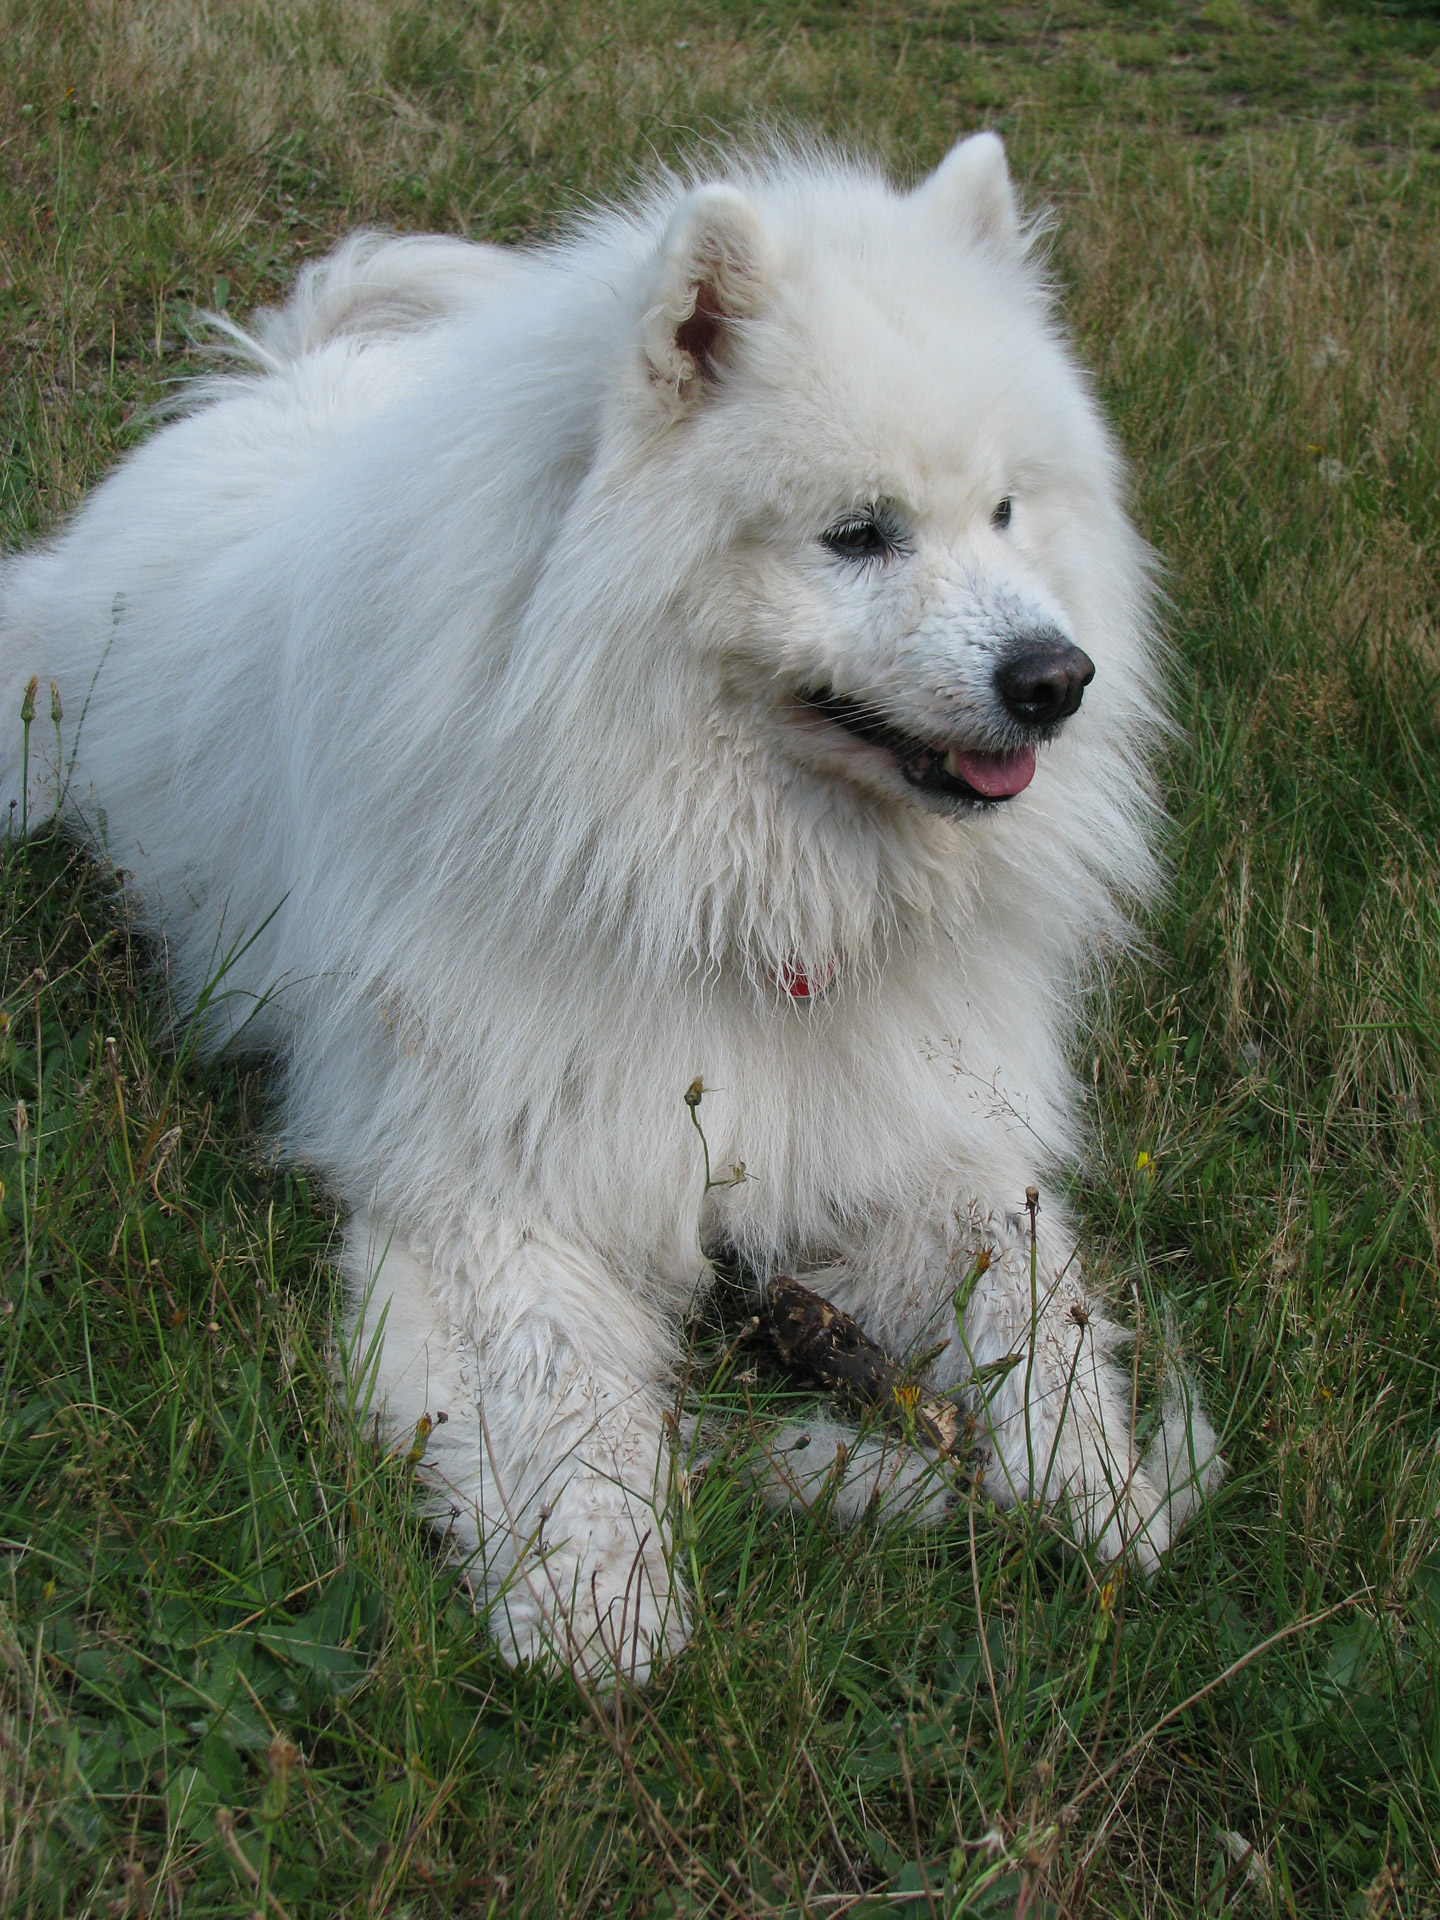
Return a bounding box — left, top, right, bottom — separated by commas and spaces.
1136, 1150, 1150, 1170
893, 1383, 922, 1414
403, 1414, 433, 1464
1099, 1575, 1117, 1616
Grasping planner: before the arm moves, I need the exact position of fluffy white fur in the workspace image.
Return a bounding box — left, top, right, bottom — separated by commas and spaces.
1, 134, 1220, 1682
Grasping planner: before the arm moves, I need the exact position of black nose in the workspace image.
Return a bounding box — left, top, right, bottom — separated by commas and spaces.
994, 635, 1096, 727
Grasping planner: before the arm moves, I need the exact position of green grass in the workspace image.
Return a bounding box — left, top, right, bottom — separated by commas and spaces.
3, 1, 1440, 1913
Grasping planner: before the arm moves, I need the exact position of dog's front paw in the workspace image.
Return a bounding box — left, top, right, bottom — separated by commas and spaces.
975, 1420, 1172, 1572
753, 1418, 956, 1528
1069, 1454, 1171, 1573
489, 1482, 689, 1687
981, 1415, 1219, 1574
1055, 1373, 1223, 1572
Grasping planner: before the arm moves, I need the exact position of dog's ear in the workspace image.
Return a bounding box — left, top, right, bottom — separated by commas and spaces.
914, 131, 1022, 254
642, 185, 776, 412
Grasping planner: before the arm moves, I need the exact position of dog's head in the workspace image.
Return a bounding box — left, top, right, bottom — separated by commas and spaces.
601, 133, 1155, 830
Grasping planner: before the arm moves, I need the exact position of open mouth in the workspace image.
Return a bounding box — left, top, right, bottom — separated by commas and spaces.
798, 687, 1036, 804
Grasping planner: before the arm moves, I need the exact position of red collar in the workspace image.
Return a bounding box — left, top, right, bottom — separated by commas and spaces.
771, 959, 836, 1000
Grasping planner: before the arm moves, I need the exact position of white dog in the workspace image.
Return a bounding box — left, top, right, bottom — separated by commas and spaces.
2, 133, 1219, 1681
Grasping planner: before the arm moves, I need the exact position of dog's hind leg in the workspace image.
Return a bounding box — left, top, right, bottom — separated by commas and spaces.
341, 1213, 687, 1686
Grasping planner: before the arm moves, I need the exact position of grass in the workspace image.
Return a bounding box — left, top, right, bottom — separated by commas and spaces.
3, 0, 1440, 1913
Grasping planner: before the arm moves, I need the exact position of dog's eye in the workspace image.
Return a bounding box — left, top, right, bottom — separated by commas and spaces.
821, 506, 906, 565
991, 496, 1013, 530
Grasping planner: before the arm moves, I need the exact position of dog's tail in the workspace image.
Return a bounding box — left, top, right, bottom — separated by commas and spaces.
208, 230, 529, 375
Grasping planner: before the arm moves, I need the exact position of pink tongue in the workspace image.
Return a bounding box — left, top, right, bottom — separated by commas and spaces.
950, 745, 1036, 798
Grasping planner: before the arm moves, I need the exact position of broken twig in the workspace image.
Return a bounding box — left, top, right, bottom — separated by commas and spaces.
763, 1276, 968, 1455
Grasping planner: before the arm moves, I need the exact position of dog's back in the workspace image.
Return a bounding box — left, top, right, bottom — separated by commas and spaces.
0, 224, 605, 1043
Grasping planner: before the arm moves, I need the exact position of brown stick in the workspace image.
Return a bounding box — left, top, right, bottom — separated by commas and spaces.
763, 1276, 968, 1455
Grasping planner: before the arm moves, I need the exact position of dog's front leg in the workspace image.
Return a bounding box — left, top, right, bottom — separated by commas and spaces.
944, 1205, 1159, 1565
342, 1214, 687, 1685
807, 1203, 1218, 1566
944, 1204, 1219, 1569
